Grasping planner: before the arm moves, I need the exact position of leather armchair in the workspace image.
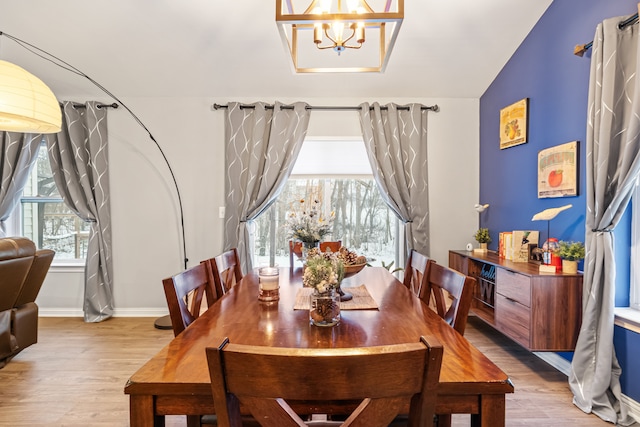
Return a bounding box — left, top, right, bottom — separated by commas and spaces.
0, 237, 54, 368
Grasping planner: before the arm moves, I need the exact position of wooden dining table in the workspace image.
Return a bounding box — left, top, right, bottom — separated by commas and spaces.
125, 266, 514, 427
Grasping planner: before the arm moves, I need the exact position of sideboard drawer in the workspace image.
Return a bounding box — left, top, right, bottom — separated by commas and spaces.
496, 268, 531, 307
495, 293, 530, 348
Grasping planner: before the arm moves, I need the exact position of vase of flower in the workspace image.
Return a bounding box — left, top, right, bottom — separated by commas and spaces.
301, 240, 320, 260
303, 249, 344, 327
285, 198, 334, 257
309, 288, 340, 327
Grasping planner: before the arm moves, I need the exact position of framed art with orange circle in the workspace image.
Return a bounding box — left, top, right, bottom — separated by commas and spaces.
537, 141, 579, 198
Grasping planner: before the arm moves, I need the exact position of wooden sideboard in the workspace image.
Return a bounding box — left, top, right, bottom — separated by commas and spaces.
449, 250, 583, 352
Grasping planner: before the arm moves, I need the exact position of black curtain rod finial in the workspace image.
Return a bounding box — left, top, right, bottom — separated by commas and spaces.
97, 103, 118, 110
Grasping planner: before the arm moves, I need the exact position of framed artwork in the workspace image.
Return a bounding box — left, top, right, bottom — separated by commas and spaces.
499, 98, 528, 149
537, 141, 579, 198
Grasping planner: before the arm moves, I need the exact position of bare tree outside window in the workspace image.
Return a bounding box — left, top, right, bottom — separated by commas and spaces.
20, 144, 88, 260
253, 178, 398, 269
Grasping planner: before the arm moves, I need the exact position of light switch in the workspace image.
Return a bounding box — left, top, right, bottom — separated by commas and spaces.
218, 207, 225, 219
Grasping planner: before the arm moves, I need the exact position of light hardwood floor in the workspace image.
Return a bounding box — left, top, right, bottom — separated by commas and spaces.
0, 316, 610, 426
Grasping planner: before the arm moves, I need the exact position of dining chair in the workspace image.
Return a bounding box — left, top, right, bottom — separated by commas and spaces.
203, 248, 243, 298
319, 240, 342, 253
402, 249, 432, 299
162, 263, 218, 337
163, 263, 220, 427
422, 262, 476, 336
206, 336, 443, 427
289, 240, 303, 269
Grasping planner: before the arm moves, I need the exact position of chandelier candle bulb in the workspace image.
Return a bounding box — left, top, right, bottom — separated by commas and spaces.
258, 267, 280, 302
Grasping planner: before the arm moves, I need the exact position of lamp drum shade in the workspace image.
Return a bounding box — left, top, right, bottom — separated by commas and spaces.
0, 60, 61, 133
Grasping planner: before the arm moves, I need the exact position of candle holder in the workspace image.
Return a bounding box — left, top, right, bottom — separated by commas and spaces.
258, 266, 280, 302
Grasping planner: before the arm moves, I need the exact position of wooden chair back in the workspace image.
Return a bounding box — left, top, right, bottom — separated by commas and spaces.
162, 263, 217, 337
206, 248, 243, 297
423, 262, 476, 336
402, 249, 431, 299
319, 240, 342, 253
206, 336, 443, 427
288, 240, 302, 269
289, 241, 342, 269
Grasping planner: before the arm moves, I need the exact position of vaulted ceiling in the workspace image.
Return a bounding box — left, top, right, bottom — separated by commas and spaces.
0, 0, 552, 100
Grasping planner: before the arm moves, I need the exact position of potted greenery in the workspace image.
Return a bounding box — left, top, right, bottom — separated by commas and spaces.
557, 240, 585, 274
474, 228, 491, 251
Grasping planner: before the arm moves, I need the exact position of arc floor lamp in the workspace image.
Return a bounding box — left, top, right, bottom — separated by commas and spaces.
0, 31, 186, 329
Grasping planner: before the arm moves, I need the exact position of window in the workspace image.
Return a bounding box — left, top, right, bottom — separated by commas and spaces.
252, 138, 401, 270
12, 141, 88, 262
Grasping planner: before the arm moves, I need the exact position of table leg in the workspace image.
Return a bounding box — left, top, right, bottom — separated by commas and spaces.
130, 395, 165, 427
435, 414, 452, 427
471, 394, 505, 427
187, 415, 203, 427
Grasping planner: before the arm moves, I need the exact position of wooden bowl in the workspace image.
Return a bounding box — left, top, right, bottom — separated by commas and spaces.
343, 263, 366, 278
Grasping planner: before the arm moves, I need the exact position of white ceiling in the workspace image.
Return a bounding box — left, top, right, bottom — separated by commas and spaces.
0, 0, 553, 100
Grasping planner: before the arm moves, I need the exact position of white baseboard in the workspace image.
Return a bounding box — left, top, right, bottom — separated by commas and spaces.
39, 308, 85, 317
622, 394, 640, 423
112, 308, 169, 317
534, 352, 640, 423
39, 308, 168, 317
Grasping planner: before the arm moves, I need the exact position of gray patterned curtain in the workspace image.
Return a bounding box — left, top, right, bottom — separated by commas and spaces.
0, 132, 42, 236
568, 16, 640, 426
45, 101, 113, 323
358, 102, 430, 257
223, 101, 310, 272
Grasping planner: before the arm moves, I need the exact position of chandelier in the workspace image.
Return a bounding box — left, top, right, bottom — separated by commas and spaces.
276, 0, 404, 73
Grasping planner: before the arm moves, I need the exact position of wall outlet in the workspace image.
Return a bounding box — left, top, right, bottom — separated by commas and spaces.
218, 207, 225, 219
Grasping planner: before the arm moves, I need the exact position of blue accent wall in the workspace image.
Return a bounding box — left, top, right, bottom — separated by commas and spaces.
479, 0, 639, 402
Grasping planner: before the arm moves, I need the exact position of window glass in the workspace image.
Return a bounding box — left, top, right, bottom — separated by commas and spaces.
253, 178, 398, 269
252, 138, 400, 270
20, 143, 88, 260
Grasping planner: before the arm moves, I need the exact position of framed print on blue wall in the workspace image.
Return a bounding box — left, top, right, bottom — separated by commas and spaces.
499, 98, 528, 149
537, 141, 579, 198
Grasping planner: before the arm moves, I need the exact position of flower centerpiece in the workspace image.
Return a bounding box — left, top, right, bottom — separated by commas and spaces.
303, 249, 344, 327
285, 198, 334, 252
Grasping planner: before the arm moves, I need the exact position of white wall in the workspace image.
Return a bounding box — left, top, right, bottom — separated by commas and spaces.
37, 96, 479, 316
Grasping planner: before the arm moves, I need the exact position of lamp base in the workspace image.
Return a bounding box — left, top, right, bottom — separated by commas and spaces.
154, 314, 173, 330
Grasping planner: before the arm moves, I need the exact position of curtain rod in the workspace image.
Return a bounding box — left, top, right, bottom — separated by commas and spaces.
574, 12, 639, 56
59, 102, 119, 109
212, 103, 440, 112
